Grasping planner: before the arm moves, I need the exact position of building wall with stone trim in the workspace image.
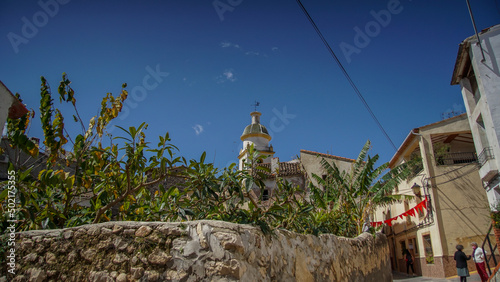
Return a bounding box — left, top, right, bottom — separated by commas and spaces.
1, 220, 392, 281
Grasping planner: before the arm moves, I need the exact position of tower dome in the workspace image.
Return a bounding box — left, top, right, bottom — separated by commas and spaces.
240, 112, 271, 141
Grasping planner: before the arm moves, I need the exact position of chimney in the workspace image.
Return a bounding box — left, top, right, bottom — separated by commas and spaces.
271, 157, 279, 174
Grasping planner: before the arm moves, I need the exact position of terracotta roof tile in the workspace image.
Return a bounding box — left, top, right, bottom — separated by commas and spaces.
258, 162, 302, 177
300, 149, 355, 163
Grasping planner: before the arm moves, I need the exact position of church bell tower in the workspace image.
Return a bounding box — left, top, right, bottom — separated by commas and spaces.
238, 111, 275, 170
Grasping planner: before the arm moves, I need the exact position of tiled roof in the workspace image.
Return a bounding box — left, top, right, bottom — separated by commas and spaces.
258, 162, 302, 177
300, 149, 355, 163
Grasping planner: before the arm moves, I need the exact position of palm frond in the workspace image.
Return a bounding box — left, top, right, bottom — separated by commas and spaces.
352, 140, 370, 176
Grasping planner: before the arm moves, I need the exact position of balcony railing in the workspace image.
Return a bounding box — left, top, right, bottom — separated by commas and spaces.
407, 162, 424, 180
435, 152, 477, 166
478, 147, 495, 167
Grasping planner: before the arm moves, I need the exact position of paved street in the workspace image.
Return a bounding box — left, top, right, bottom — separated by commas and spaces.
393, 271, 486, 282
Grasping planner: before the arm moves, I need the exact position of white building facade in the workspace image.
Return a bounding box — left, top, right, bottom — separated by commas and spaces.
451, 24, 500, 208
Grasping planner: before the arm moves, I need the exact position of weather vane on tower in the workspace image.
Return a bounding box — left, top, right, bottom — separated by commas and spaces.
252, 100, 260, 112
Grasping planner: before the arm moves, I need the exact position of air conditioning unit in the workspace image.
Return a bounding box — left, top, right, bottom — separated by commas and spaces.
0, 154, 8, 164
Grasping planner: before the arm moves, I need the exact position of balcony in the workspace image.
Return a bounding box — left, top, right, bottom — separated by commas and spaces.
478, 147, 498, 182
435, 152, 477, 166
478, 147, 495, 167
407, 161, 424, 181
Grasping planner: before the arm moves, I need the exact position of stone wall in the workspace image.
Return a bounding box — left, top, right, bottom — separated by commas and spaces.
1, 220, 391, 281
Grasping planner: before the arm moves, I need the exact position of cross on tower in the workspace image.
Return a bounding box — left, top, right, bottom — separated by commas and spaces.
252, 100, 260, 112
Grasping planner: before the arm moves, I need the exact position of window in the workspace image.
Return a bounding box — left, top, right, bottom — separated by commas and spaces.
400, 240, 407, 257
462, 65, 480, 112
262, 189, 269, 201
422, 234, 434, 264
476, 115, 490, 150
469, 71, 481, 103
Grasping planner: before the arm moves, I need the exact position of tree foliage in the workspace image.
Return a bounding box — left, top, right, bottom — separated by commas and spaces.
1, 75, 410, 241
1, 74, 182, 230
310, 140, 412, 235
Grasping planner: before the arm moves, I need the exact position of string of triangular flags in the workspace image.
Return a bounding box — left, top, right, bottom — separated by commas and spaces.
370, 197, 428, 228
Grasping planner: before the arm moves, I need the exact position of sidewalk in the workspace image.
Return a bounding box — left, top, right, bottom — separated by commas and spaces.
393, 271, 486, 281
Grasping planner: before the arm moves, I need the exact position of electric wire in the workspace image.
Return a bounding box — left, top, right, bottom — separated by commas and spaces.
465, 0, 486, 61
295, 0, 398, 151
433, 166, 478, 186
424, 161, 479, 182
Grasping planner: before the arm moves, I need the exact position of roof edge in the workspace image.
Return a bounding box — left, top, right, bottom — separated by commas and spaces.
389, 113, 468, 167
300, 149, 355, 163
240, 132, 272, 141
389, 128, 418, 168
450, 42, 470, 85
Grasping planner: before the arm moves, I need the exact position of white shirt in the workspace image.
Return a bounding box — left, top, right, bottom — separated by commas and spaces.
473, 247, 485, 263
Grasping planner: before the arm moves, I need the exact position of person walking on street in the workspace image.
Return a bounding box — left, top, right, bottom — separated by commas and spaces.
403, 249, 416, 277
455, 244, 472, 282
471, 242, 489, 282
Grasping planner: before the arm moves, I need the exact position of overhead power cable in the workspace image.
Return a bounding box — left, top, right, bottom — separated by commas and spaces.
295, 0, 398, 151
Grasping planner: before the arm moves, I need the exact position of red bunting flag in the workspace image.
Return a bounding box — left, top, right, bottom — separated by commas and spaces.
385, 219, 393, 227
409, 209, 416, 217
371, 197, 429, 227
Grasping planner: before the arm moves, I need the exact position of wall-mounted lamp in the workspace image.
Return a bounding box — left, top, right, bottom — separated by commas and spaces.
411, 183, 422, 198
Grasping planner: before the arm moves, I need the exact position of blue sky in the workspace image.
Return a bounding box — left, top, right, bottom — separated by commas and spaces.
1, 0, 499, 168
